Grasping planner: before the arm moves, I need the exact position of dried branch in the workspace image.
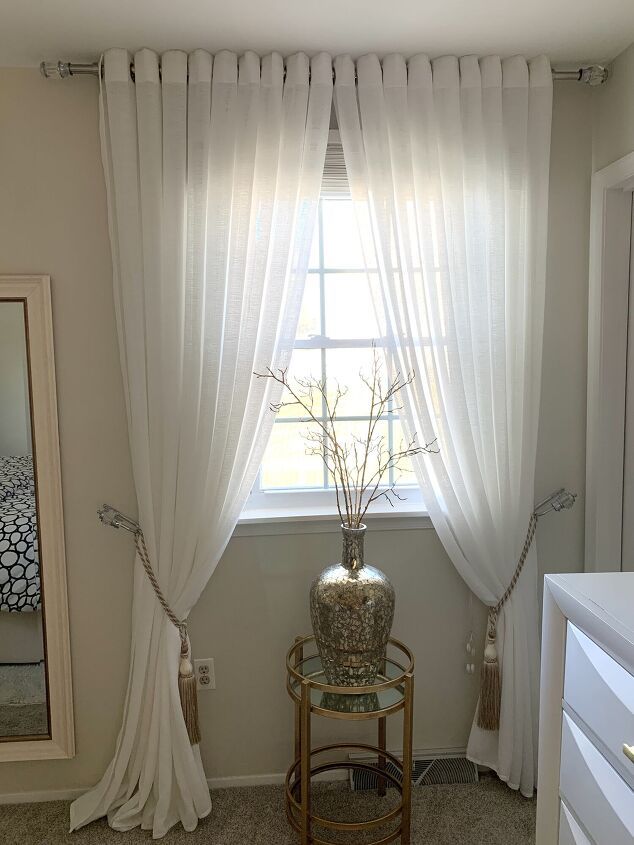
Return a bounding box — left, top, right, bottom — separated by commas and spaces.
254, 349, 438, 528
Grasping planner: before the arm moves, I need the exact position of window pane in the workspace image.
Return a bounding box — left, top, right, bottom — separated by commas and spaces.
308, 214, 320, 270
391, 418, 418, 488
327, 419, 390, 491
261, 422, 324, 489
421, 345, 443, 423
322, 200, 365, 268
324, 273, 384, 339
296, 276, 321, 340
277, 348, 323, 419
410, 270, 431, 337
254, 187, 427, 502
325, 347, 388, 417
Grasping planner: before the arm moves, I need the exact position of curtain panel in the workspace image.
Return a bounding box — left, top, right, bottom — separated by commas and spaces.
335, 53, 553, 796
70, 47, 332, 837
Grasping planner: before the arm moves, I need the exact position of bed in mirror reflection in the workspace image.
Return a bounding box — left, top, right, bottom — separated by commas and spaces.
0, 301, 49, 739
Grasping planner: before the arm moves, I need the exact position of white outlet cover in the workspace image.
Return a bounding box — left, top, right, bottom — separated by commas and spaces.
194, 658, 215, 691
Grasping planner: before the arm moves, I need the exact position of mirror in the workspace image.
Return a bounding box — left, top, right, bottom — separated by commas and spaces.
0, 277, 73, 761
0, 301, 47, 738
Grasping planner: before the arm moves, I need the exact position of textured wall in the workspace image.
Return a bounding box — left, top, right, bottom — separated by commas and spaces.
592, 41, 634, 572
535, 80, 593, 579
0, 69, 137, 796
593, 43, 634, 171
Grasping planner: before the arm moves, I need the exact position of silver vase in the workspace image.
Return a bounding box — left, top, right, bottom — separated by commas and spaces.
310, 524, 395, 686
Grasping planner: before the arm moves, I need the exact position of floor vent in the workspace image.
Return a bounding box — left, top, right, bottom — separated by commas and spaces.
350, 754, 479, 791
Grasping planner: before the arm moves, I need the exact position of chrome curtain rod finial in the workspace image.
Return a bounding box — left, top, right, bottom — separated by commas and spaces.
40, 61, 71, 79
580, 64, 609, 86
97, 504, 140, 534
40, 60, 100, 79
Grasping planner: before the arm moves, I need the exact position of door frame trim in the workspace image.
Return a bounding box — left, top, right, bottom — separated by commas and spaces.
586, 152, 634, 571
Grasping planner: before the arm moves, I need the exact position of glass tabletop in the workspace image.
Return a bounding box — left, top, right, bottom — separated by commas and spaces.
290, 654, 406, 715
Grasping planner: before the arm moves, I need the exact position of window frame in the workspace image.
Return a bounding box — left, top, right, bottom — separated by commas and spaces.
240, 134, 427, 526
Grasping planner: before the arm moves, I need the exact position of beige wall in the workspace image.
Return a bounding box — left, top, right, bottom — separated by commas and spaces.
0, 67, 592, 796
0, 70, 136, 794
536, 80, 594, 579
592, 43, 634, 570
593, 43, 634, 171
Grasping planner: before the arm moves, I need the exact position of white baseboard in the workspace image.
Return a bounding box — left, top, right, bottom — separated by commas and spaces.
0, 769, 348, 805
0, 786, 85, 804
0, 746, 467, 804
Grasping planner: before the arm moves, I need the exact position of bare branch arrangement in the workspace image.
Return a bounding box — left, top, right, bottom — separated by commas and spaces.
255, 348, 438, 528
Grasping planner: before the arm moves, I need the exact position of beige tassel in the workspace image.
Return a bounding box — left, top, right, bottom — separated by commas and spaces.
178, 637, 201, 745
132, 530, 202, 744
477, 610, 501, 731
475, 513, 540, 731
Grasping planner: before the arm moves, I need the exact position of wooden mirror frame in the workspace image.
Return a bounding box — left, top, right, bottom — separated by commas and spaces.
0, 275, 74, 761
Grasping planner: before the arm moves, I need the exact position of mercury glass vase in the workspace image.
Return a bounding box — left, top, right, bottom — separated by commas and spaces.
310, 524, 395, 686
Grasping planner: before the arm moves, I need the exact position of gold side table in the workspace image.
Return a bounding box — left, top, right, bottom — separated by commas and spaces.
285, 635, 414, 845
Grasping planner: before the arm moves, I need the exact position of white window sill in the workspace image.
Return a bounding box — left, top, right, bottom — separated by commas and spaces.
234, 502, 432, 537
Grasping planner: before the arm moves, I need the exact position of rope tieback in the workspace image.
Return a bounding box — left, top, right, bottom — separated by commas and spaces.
134, 531, 201, 745
477, 512, 539, 732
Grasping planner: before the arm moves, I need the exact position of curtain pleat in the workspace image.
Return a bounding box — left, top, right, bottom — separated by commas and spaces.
335, 52, 552, 796
70, 47, 331, 838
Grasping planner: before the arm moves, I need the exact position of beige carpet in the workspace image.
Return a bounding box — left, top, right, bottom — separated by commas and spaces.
0, 778, 535, 844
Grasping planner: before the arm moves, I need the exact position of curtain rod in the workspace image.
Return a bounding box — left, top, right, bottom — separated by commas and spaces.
40, 59, 610, 86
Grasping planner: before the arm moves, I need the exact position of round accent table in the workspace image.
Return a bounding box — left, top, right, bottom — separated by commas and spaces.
285, 635, 414, 845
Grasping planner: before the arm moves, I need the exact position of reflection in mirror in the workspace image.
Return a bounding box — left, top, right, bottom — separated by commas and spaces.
0, 301, 48, 739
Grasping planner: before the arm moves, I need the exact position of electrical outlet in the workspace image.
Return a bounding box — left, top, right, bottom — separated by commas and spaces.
194, 658, 215, 691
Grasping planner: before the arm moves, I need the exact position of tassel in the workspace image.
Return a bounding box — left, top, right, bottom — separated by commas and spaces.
477, 610, 501, 731
178, 636, 201, 745
132, 530, 202, 744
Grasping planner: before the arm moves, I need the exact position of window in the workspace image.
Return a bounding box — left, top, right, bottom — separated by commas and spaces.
242, 133, 424, 522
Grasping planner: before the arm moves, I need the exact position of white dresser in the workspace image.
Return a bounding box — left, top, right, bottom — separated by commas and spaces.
536, 573, 634, 844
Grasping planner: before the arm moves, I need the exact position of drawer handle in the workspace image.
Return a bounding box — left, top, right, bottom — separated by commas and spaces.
624, 744, 634, 764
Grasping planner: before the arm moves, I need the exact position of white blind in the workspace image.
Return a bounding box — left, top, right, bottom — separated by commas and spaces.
321, 130, 350, 198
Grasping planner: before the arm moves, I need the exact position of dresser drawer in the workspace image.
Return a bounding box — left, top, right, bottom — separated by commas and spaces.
564, 622, 634, 779
560, 712, 634, 845
559, 801, 593, 845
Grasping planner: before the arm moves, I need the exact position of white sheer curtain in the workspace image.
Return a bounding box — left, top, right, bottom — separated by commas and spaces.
335, 53, 552, 796
70, 47, 331, 837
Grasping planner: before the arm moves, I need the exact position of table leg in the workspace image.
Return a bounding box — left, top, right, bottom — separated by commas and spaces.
401, 673, 414, 845
378, 716, 387, 797
294, 701, 301, 798
300, 679, 311, 845
294, 638, 303, 797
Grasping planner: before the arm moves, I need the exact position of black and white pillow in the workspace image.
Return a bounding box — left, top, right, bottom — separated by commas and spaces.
0, 457, 40, 612
0, 455, 35, 497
